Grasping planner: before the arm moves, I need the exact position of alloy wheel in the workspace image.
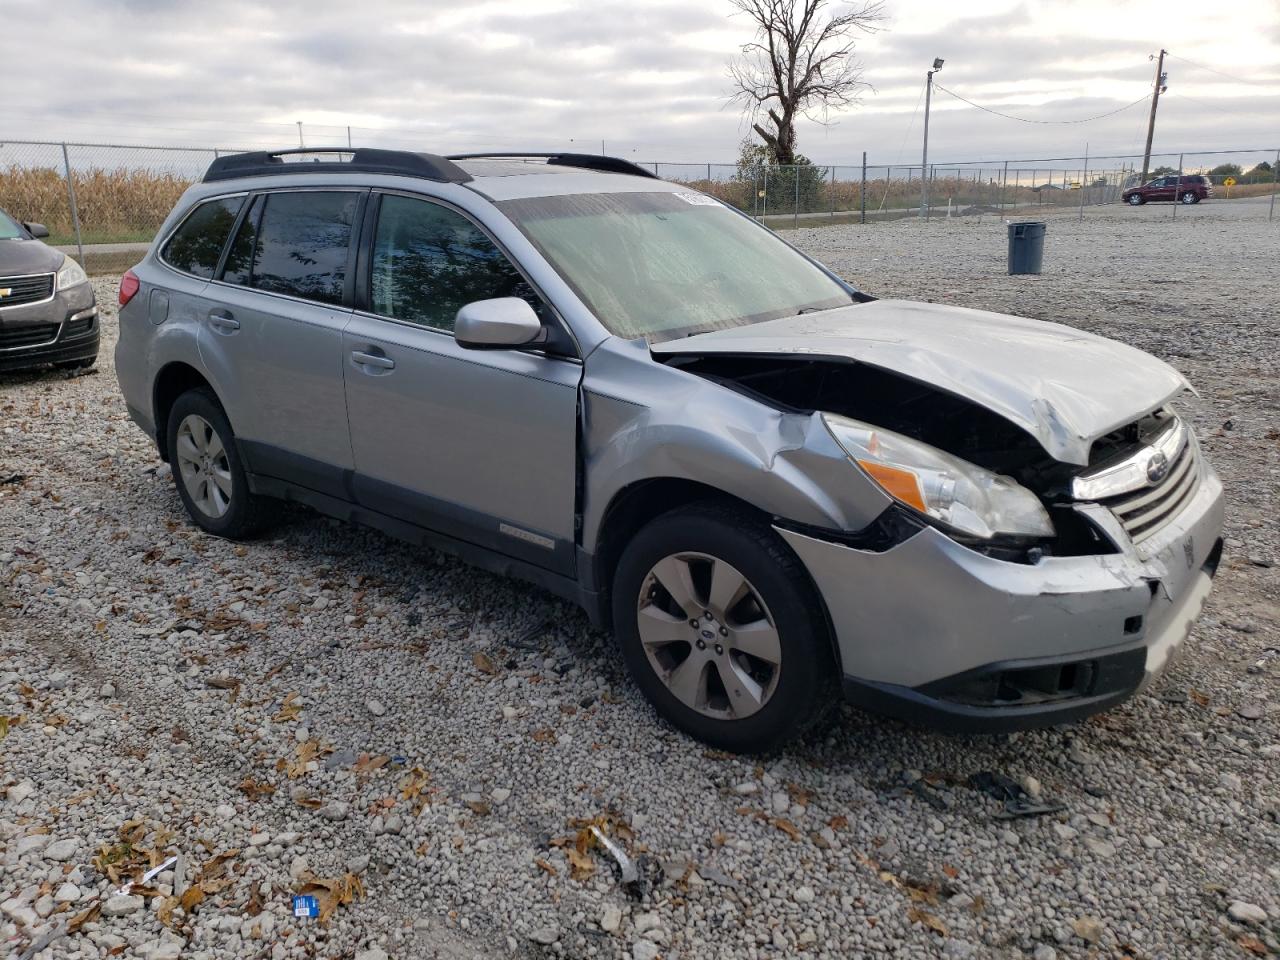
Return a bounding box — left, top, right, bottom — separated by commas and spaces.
635, 552, 781, 720
175, 414, 233, 518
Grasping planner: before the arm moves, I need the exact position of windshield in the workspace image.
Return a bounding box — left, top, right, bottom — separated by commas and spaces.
0, 210, 22, 240
498, 191, 853, 340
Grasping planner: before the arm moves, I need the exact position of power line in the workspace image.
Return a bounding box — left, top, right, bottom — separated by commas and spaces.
932, 84, 1152, 124
1164, 53, 1266, 87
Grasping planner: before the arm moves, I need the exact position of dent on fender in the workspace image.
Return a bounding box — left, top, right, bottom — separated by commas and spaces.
579, 337, 892, 549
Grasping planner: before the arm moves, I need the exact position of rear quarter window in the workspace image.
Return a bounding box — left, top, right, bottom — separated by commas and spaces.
162, 196, 244, 278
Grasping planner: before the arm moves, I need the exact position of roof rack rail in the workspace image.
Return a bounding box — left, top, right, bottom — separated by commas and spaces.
446, 152, 660, 180
203, 148, 472, 184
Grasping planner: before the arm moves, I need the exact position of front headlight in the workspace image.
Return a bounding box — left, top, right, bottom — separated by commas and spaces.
56, 255, 88, 291
823, 413, 1054, 539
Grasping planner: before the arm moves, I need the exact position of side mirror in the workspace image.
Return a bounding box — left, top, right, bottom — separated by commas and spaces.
454, 297, 542, 349
24, 222, 50, 239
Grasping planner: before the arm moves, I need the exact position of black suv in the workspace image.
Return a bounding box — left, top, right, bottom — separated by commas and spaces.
0, 208, 98, 372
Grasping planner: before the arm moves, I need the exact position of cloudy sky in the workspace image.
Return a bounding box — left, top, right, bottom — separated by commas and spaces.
3, 0, 1277, 168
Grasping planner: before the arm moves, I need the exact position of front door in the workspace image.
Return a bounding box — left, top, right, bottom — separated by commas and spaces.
341, 192, 580, 574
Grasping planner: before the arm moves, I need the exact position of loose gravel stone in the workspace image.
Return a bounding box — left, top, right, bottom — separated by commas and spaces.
101, 895, 144, 918
1228, 901, 1268, 924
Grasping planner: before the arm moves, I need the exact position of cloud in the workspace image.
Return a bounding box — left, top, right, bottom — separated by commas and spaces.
0, 0, 1275, 167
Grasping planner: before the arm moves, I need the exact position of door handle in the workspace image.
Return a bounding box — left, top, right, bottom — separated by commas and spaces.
351, 350, 395, 371
207, 311, 240, 333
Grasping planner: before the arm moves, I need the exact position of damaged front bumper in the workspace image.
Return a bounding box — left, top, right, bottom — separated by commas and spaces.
777, 463, 1225, 732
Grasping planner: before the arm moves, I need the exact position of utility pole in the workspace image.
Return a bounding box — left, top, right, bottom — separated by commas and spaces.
920, 57, 944, 218
296, 121, 305, 148
1140, 49, 1168, 181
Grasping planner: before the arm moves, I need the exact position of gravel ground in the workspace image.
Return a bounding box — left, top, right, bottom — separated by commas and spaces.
2, 201, 1277, 960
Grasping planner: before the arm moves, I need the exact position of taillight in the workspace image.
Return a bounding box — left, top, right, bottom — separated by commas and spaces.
119, 269, 140, 307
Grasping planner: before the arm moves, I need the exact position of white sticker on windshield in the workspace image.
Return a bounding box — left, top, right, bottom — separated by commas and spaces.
673, 192, 721, 206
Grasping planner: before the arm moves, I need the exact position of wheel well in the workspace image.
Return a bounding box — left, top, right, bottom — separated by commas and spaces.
591, 479, 766, 630
152, 363, 214, 462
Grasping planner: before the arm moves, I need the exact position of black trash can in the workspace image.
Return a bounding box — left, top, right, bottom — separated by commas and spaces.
1007, 221, 1046, 275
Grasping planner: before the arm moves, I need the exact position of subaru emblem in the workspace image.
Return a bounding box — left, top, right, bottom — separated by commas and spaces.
1146, 451, 1169, 484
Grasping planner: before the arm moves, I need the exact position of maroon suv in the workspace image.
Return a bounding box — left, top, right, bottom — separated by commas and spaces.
1123, 175, 1213, 205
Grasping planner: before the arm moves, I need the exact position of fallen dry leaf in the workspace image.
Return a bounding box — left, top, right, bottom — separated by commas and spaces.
907, 906, 948, 937
272, 691, 301, 722
565, 846, 596, 881
472, 651, 497, 675
295, 870, 365, 923
67, 901, 101, 934
770, 817, 802, 841
534, 858, 558, 877
1237, 935, 1268, 957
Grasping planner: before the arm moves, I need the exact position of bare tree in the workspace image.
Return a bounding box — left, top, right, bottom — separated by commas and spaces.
729, 0, 885, 165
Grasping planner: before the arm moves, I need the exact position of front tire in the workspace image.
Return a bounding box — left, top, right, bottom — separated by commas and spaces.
166, 388, 273, 539
1127, 194, 1145, 206
612, 502, 837, 753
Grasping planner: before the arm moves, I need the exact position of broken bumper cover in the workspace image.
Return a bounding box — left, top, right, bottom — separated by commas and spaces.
777, 464, 1225, 732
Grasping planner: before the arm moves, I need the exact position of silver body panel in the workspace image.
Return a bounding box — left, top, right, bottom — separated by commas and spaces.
115, 160, 1226, 724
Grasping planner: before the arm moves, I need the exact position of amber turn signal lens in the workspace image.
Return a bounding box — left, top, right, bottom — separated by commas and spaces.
856, 459, 928, 512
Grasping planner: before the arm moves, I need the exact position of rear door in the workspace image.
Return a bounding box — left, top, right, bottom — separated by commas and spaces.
341, 191, 580, 574
198, 188, 363, 498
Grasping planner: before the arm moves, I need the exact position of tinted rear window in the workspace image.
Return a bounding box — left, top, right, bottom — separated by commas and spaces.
223, 191, 358, 306
163, 196, 244, 278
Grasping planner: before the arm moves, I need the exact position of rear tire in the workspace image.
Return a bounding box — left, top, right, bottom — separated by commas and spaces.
611, 502, 838, 753
166, 388, 274, 539
1180, 192, 1196, 204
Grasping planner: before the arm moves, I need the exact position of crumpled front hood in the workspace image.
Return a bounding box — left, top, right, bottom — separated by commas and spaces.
651, 299, 1189, 465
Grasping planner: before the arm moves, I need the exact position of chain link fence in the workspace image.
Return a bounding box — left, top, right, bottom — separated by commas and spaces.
656, 148, 1280, 226
2, 140, 1276, 274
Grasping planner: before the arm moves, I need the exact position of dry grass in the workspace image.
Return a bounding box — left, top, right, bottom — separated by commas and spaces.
0, 165, 193, 243
1216, 182, 1278, 200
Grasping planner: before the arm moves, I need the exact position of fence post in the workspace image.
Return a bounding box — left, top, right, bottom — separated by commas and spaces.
707, 162, 711, 183
1270, 148, 1278, 222
1173, 153, 1183, 220
860, 151, 870, 225
794, 167, 799, 229
1079, 143, 1089, 222
999, 160, 1008, 212
762, 167, 769, 225
829, 165, 835, 219
60, 143, 85, 268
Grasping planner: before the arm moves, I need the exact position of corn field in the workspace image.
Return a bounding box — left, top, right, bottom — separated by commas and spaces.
0, 165, 195, 245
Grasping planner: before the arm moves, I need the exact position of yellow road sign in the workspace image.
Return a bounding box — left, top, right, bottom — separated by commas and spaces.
1223, 176, 1237, 187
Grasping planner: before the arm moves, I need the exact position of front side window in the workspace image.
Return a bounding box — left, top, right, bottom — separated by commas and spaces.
222, 191, 357, 306
498, 191, 852, 340
163, 196, 243, 278
370, 195, 535, 331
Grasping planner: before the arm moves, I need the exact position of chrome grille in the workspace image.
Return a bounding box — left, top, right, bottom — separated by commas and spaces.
0, 273, 55, 308
1101, 435, 1201, 543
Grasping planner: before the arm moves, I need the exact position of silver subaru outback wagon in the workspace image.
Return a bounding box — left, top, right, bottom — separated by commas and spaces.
115, 148, 1225, 752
